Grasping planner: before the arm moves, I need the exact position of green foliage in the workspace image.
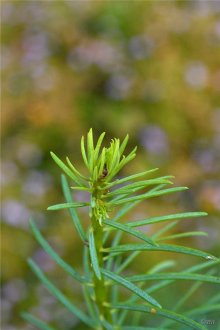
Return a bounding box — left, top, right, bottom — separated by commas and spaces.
21, 312, 57, 330
89, 228, 102, 280
23, 130, 220, 329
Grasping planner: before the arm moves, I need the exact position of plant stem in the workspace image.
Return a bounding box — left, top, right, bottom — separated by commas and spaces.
91, 186, 112, 325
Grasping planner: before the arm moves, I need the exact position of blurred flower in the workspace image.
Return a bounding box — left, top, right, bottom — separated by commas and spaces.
2, 1, 46, 25
128, 35, 155, 60
67, 40, 122, 72
17, 27, 53, 91
20, 2, 47, 23
1, 299, 12, 323
23, 171, 52, 197
105, 73, 134, 100
2, 200, 30, 228
33, 248, 55, 272
1, 2, 14, 23
2, 278, 27, 303
140, 126, 170, 158
184, 61, 208, 89
21, 31, 49, 68
194, 149, 216, 173
192, 137, 220, 174
194, 0, 220, 16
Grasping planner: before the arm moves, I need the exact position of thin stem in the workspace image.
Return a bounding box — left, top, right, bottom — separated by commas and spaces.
90, 185, 113, 325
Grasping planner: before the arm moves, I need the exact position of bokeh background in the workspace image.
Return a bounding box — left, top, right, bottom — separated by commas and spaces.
1, 1, 220, 329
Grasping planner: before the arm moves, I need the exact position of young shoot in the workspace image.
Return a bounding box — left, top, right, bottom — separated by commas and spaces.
23, 129, 220, 330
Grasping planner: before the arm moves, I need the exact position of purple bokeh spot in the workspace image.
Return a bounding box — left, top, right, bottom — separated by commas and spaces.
1, 200, 30, 228
140, 126, 170, 157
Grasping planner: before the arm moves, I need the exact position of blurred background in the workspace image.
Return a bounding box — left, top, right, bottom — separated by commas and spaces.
1, 1, 220, 329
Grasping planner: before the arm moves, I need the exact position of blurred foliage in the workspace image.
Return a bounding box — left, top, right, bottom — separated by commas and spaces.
1, 1, 220, 329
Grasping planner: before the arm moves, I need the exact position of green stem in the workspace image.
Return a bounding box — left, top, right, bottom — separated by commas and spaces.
91, 186, 113, 326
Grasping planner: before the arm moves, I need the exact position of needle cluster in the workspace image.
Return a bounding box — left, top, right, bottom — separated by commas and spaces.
23, 130, 220, 330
